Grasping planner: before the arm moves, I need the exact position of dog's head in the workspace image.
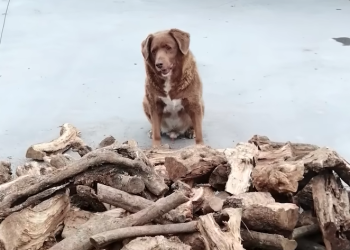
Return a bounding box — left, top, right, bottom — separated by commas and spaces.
141, 29, 190, 78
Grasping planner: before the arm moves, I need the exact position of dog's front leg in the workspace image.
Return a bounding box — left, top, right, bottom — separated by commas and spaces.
184, 101, 204, 145
150, 109, 162, 147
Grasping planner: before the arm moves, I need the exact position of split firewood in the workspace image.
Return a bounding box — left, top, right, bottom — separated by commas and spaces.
16, 160, 55, 177
0, 144, 168, 218
223, 142, 259, 195
198, 208, 244, 250
25, 123, 83, 160
121, 236, 191, 250
97, 183, 186, 223
209, 164, 228, 191
90, 221, 198, 248
178, 233, 206, 250
73, 185, 107, 212
49, 191, 189, 250
312, 172, 350, 250
0, 192, 70, 250
62, 208, 127, 238
147, 144, 227, 182
0, 161, 12, 184
296, 239, 326, 250
292, 224, 320, 239
240, 229, 297, 250
248, 134, 319, 157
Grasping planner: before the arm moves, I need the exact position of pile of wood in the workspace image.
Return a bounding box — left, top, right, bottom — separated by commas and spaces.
0, 123, 350, 250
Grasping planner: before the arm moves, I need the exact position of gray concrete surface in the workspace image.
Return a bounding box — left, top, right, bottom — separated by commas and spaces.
0, 0, 350, 169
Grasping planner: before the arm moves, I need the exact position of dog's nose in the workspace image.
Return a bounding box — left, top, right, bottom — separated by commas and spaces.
156, 63, 163, 69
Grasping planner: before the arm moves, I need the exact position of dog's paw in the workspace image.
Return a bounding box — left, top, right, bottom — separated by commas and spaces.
184, 128, 196, 139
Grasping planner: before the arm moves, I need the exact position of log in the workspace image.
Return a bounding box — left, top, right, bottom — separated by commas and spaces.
0, 161, 11, 184
62, 208, 95, 238
25, 123, 82, 160
223, 142, 259, 195
120, 236, 191, 250
0, 192, 70, 250
97, 183, 185, 224
71, 137, 93, 157
49, 191, 189, 250
149, 145, 227, 182
198, 208, 244, 250
0, 145, 168, 217
50, 154, 74, 168
223, 192, 275, 209
74, 185, 107, 212
154, 164, 171, 186
248, 134, 319, 157
98, 136, 117, 148
178, 233, 206, 250
312, 172, 350, 250
209, 164, 228, 191
296, 239, 326, 250
16, 160, 55, 177
292, 224, 320, 239
240, 229, 297, 250
241, 202, 299, 236
90, 221, 198, 248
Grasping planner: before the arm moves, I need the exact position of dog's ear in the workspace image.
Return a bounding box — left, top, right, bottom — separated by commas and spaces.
169, 29, 190, 55
141, 34, 153, 61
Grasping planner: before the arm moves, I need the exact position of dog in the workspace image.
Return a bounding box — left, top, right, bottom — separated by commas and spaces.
141, 28, 204, 147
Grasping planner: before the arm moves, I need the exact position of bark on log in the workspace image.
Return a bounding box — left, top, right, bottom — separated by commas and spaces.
121, 236, 191, 250
148, 145, 227, 182
209, 164, 228, 191
198, 208, 244, 250
312, 172, 350, 250
0, 145, 168, 218
240, 229, 297, 250
0, 161, 11, 184
49, 191, 189, 250
26, 123, 82, 160
97, 183, 187, 223
223, 192, 275, 209
223, 142, 259, 195
90, 221, 198, 248
0, 192, 70, 250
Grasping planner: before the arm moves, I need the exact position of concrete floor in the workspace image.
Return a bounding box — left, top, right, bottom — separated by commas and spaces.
0, 0, 350, 169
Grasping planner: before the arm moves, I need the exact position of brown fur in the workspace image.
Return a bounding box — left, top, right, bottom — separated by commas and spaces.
141, 28, 205, 147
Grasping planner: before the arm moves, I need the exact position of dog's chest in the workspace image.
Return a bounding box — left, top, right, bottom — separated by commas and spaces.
159, 79, 183, 114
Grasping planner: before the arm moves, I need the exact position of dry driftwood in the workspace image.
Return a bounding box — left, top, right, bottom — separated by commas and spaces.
147, 145, 227, 182
16, 160, 55, 177
90, 221, 198, 248
0, 144, 168, 219
121, 236, 191, 250
97, 183, 187, 223
50, 191, 189, 250
240, 229, 297, 250
223, 142, 259, 195
198, 208, 244, 250
0, 192, 70, 250
0, 161, 11, 184
312, 172, 350, 250
25, 123, 83, 160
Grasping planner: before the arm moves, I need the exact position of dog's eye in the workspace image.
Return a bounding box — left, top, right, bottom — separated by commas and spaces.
165, 45, 172, 50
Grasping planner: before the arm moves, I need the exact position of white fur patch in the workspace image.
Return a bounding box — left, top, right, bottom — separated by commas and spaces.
159, 77, 184, 135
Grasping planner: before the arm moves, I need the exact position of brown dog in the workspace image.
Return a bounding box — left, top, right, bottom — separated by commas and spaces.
141, 28, 204, 147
